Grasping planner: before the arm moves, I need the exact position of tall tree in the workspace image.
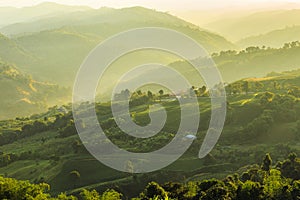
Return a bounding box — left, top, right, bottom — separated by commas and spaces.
262, 153, 272, 172
242, 81, 249, 94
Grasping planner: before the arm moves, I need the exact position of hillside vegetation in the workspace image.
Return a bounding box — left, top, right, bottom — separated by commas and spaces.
166, 41, 300, 84
237, 26, 300, 48
0, 2, 91, 28
0, 69, 300, 197
0, 3, 300, 199
0, 6, 234, 86
203, 9, 300, 41
1, 153, 300, 199
0, 62, 70, 119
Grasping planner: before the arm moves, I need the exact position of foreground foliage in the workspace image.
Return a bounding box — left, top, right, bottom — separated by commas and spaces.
1, 153, 300, 199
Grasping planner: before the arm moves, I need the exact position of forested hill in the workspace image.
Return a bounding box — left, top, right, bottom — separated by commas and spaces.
0, 68, 300, 197
237, 25, 300, 48
0, 6, 234, 86
203, 9, 300, 41
215, 41, 300, 82
0, 153, 300, 199
0, 62, 70, 119
168, 41, 300, 84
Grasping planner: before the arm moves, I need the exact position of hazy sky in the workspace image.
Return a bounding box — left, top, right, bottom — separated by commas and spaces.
0, 0, 299, 11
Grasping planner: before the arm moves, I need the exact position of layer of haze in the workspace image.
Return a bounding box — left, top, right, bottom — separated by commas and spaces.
0, 0, 299, 11
1, 0, 299, 27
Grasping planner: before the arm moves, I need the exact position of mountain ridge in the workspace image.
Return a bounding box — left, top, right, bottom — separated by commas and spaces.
0, 62, 70, 119
0, 2, 92, 28
0, 6, 235, 86
237, 25, 300, 48
203, 9, 300, 41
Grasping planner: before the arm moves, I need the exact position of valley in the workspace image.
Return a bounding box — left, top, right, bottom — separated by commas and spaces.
0, 1, 299, 199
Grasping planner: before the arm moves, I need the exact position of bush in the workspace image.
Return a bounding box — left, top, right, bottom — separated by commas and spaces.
59, 120, 77, 138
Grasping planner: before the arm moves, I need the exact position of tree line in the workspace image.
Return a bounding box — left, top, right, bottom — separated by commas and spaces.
1, 153, 300, 199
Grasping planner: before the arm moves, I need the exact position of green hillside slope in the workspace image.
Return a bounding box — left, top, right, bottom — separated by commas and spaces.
203, 9, 300, 41
0, 33, 34, 66
0, 2, 91, 28
1, 68, 300, 195
237, 26, 300, 48
0, 6, 234, 86
165, 41, 300, 84
0, 62, 70, 119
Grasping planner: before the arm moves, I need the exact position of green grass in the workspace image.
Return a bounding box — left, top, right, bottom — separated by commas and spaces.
0, 84, 299, 196
0, 160, 54, 181
49, 156, 127, 192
